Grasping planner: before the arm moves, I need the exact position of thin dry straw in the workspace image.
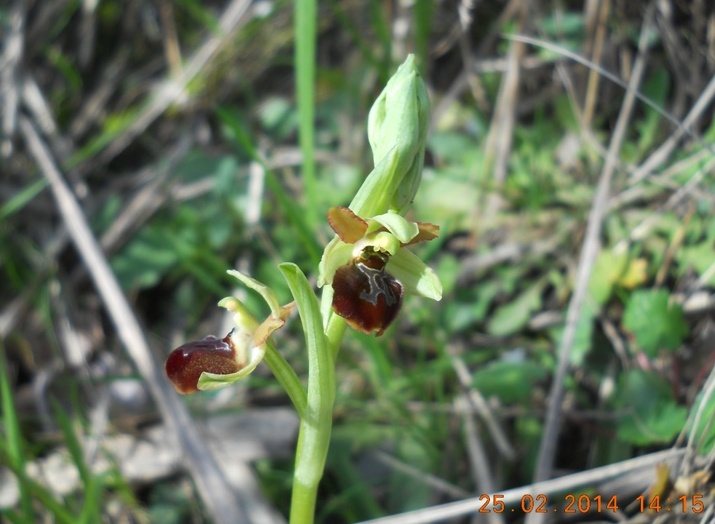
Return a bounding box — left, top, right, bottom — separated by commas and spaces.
527, 6, 656, 514
357, 449, 686, 524
504, 34, 715, 162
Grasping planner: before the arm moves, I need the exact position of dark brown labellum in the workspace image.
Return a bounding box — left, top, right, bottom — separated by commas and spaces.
165, 334, 240, 394
332, 256, 403, 336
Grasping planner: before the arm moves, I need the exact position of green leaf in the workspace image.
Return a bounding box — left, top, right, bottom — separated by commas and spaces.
677, 241, 715, 286
617, 400, 686, 446
615, 370, 687, 446
111, 226, 180, 289
549, 299, 596, 366
473, 360, 548, 404
67, 420, 111, 524
487, 281, 544, 336
428, 131, 478, 164
539, 11, 584, 37
633, 69, 669, 158
216, 106, 322, 264
1, 353, 75, 523
514, 416, 543, 481
176, 0, 221, 33
413, 166, 479, 228
588, 249, 629, 306
0, 456, 76, 524
53, 403, 91, 486
258, 97, 298, 140
434, 254, 459, 297
623, 290, 688, 356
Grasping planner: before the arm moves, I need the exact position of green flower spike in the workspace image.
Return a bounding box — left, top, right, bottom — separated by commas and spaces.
165, 270, 293, 394
319, 206, 441, 336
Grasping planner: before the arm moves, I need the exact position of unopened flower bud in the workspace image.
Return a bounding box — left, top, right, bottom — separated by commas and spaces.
350, 54, 430, 217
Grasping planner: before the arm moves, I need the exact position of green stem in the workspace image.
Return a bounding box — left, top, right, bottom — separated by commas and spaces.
325, 312, 347, 359
289, 391, 336, 523
263, 342, 307, 418
320, 282, 347, 359
281, 265, 337, 524
289, 478, 320, 524
289, 311, 347, 524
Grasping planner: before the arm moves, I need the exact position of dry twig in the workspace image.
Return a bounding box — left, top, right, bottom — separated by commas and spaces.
357, 448, 687, 524
19, 115, 281, 524
529, 3, 655, 502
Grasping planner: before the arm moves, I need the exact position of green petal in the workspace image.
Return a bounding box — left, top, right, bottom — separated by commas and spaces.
387, 249, 442, 301
318, 237, 353, 287
367, 212, 419, 244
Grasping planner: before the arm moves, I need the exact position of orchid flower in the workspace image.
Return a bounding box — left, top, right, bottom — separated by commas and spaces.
165, 270, 293, 394
319, 206, 441, 335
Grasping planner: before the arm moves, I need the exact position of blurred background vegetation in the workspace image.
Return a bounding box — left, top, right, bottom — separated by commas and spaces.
2, 0, 715, 522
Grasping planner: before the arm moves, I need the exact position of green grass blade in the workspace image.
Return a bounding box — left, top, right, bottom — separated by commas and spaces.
0, 451, 76, 524
413, 0, 433, 68
0, 178, 48, 221
52, 401, 104, 522
295, 0, 318, 229
0, 350, 34, 520
1, 508, 25, 524
52, 402, 90, 486
368, 0, 393, 79
176, 0, 221, 34
329, 2, 380, 69
77, 471, 104, 524
215, 106, 322, 263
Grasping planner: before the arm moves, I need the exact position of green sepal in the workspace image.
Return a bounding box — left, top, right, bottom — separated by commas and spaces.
227, 269, 282, 318
348, 147, 400, 219
388, 248, 442, 301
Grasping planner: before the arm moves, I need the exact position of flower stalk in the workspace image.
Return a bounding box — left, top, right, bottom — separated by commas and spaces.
163, 55, 439, 524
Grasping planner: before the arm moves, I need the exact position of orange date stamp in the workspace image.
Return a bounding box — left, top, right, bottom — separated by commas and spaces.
476, 493, 706, 514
